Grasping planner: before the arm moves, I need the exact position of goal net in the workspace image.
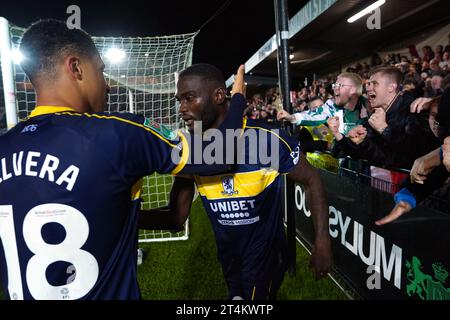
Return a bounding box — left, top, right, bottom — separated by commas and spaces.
0, 19, 197, 242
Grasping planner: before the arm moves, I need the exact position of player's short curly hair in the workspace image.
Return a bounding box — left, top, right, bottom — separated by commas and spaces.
179, 63, 225, 88
20, 19, 98, 86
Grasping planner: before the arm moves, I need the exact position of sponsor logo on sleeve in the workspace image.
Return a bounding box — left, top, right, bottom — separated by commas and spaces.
290, 144, 300, 165
143, 118, 178, 140
21, 124, 38, 133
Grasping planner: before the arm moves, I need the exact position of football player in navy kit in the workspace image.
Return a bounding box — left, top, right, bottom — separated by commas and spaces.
141, 63, 332, 300
0, 20, 246, 300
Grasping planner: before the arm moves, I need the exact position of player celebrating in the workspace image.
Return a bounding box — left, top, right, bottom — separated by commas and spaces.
0, 20, 245, 300
141, 64, 332, 300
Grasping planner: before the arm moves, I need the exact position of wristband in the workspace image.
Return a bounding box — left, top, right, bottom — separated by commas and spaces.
394, 187, 416, 209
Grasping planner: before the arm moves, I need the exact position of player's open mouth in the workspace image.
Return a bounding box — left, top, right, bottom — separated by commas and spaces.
368, 92, 376, 101
182, 116, 195, 128
185, 119, 194, 127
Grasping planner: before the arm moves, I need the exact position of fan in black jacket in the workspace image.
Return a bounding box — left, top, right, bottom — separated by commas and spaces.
376, 85, 450, 225
333, 67, 440, 169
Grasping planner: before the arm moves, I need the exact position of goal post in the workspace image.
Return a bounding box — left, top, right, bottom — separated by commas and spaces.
0, 18, 197, 242
0, 17, 18, 130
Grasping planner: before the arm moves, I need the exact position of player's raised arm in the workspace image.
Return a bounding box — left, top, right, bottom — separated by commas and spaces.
177, 64, 248, 175
216, 64, 247, 132
231, 64, 246, 97
287, 153, 332, 280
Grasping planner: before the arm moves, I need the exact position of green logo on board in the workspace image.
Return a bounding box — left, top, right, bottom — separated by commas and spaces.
405, 256, 450, 300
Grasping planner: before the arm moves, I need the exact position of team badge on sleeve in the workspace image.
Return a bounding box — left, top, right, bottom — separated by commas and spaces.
143, 118, 178, 140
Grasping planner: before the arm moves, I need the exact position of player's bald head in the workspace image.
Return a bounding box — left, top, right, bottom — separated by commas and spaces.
20, 19, 99, 87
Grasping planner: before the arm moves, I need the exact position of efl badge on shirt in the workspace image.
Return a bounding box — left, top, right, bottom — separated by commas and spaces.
221, 176, 238, 196
143, 118, 178, 141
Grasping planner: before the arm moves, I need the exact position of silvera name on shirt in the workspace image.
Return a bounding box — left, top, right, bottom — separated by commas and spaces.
0, 151, 80, 191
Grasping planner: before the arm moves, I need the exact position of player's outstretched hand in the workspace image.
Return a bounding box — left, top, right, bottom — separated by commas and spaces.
375, 201, 412, 226
231, 64, 246, 97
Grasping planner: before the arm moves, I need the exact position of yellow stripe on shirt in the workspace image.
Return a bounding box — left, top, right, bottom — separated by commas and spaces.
194, 168, 279, 200
29, 106, 76, 117
29, 106, 178, 148
244, 124, 293, 153
131, 179, 143, 200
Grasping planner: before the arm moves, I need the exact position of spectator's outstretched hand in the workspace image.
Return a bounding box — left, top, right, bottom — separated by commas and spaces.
410, 97, 433, 113
443, 137, 450, 172
277, 109, 293, 122
375, 201, 412, 226
410, 149, 441, 184
231, 64, 246, 97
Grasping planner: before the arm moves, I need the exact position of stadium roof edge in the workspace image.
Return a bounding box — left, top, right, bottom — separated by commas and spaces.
225, 0, 338, 87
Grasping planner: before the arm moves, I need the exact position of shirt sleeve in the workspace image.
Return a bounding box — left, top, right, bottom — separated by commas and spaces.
400, 165, 450, 204
91, 113, 183, 184
244, 124, 301, 174
118, 113, 183, 176
220, 93, 247, 130
292, 99, 336, 126
273, 128, 302, 173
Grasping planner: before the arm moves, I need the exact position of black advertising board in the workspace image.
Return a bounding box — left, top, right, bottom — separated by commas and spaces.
288, 170, 450, 300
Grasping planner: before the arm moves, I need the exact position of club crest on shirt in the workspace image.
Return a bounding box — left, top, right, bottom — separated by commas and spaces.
143, 118, 178, 141
290, 144, 300, 165
221, 176, 238, 196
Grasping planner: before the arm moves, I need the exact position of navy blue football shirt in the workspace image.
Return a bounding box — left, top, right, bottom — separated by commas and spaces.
0, 93, 246, 300
193, 118, 301, 294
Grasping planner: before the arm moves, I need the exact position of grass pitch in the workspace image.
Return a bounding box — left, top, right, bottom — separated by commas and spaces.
137, 198, 346, 300
0, 175, 346, 300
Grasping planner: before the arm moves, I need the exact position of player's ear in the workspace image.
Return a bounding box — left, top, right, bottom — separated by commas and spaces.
214, 87, 226, 104
66, 56, 83, 81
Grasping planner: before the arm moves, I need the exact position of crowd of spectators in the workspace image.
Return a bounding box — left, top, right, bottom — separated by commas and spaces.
241, 38, 450, 222
246, 37, 450, 126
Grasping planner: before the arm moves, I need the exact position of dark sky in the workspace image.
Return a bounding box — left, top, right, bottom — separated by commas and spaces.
1, 0, 306, 78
